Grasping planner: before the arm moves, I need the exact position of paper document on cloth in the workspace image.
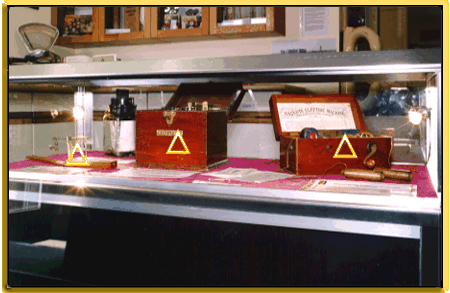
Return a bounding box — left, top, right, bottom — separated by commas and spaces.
116, 159, 136, 165
302, 179, 417, 197
15, 165, 89, 175
101, 168, 198, 179
205, 168, 257, 179
205, 168, 294, 183
234, 171, 294, 183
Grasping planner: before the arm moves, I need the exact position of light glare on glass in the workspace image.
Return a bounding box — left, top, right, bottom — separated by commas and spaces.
75, 180, 85, 188
408, 110, 423, 125
73, 106, 85, 120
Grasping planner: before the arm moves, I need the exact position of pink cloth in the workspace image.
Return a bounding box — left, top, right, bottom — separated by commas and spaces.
9, 152, 437, 198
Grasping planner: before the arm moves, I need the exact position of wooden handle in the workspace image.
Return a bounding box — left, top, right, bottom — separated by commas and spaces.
374, 168, 413, 182
26, 155, 117, 169
342, 169, 385, 181
26, 155, 65, 166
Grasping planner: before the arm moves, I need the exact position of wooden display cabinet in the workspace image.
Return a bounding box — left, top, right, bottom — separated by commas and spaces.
51, 6, 285, 47
209, 7, 285, 37
51, 7, 99, 47
98, 7, 152, 43
151, 7, 210, 40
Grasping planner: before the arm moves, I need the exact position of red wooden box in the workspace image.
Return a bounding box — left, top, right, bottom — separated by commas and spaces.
135, 83, 245, 170
269, 94, 392, 175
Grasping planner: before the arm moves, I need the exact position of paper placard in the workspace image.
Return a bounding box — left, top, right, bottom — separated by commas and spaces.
301, 7, 329, 36
276, 102, 356, 132
271, 38, 337, 54
304, 179, 417, 197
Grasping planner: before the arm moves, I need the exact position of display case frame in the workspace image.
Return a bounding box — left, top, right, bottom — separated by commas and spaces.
8, 49, 442, 286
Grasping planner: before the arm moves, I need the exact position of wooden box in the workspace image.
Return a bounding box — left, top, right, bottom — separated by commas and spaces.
135, 83, 245, 170
269, 94, 392, 175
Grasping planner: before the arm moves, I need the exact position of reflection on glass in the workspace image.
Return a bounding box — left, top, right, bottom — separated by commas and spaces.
59, 7, 93, 37
9, 200, 40, 214
358, 81, 430, 164
105, 7, 143, 34
217, 7, 266, 26
158, 7, 203, 30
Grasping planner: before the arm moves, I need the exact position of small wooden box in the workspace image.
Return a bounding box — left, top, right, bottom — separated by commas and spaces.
135, 83, 245, 170
269, 94, 392, 175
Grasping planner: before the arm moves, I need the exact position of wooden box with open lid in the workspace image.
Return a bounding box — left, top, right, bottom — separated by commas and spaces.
135, 83, 245, 170
269, 94, 392, 175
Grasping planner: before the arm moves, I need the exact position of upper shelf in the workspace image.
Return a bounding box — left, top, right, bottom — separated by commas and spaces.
9, 49, 441, 86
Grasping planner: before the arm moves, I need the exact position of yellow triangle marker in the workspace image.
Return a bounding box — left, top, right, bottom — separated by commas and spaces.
166, 130, 191, 155
333, 134, 358, 159
65, 141, 90, 166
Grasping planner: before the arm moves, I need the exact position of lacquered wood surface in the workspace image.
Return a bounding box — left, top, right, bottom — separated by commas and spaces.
26, 155, 117, 169
280, 136, 392, 175
165, 83, 245, 121
206, 111, 227, 166
51, 7, 284, 48
136, 110, 228, 170
209, 7, 285, 36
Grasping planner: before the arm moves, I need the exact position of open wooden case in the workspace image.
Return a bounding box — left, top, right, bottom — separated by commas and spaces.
269, 94, 392, 175
135, 83, 245, 170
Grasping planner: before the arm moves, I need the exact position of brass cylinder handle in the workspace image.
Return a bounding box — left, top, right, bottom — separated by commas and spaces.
374, 168, 414, 182
342, 169, 385, 182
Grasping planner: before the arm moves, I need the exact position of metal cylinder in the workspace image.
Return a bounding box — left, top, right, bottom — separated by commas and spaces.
342, 169, 385, 181
374, 168, 414, 182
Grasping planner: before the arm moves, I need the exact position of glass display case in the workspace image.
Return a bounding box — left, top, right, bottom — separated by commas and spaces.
153, 6, 209, 39
217, 7, 266, 26
209, 7, 284, 36
8, 49, 442, 286
99, 7, 149, 42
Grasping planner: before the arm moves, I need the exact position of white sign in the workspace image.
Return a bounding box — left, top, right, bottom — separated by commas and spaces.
100, 168, 198, 179
205, 168, 294, 183
277, 103, 356, 132
271, 38, 337, 54
305, 179, 417, 197
301, 7, 329, 36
